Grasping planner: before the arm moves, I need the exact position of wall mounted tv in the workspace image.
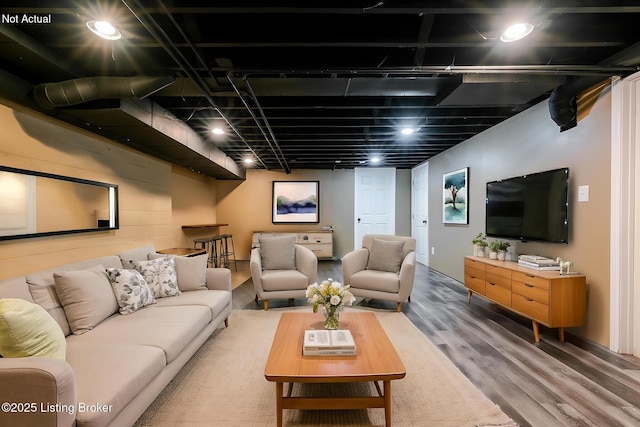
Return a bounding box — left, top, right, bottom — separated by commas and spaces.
485, 168, 569, 244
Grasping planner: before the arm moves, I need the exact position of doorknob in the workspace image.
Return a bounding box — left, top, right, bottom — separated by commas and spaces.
357, 218, 361, 223
422, 220, 427, 224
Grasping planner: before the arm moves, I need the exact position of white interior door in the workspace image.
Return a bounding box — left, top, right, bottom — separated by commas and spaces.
412, 162, 429, 265
354, 167, 396, 248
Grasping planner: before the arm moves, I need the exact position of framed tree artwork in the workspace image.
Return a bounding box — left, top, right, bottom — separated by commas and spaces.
443, 167, 468, 224
272, 181, 319, 223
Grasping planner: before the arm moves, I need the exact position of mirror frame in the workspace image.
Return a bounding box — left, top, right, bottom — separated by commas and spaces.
0, 166, 119, 241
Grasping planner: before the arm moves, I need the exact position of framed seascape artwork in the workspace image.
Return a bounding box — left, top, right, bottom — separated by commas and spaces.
272, 181, 320, 224
443, 167, 468, 224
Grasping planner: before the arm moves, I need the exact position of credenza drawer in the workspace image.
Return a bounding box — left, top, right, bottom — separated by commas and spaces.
512, 280, 549, 304
486, 263, 511, 279
485, 280, 511, 306
302, 243, 332, 258
465, 258, 486, 271
512, 271, 550, 290
297, 233, 332, 244
512, 294, 549, 323
465, 272, 485, 295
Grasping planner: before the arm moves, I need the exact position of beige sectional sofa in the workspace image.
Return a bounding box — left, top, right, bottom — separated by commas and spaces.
0, 245, 232, 427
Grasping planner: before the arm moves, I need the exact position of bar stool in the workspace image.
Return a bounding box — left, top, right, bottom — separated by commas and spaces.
218, 234, 237, 271
210, 235, 225, 267
193, 236, 216, 267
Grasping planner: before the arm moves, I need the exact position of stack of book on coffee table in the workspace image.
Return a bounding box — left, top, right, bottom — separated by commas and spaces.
517, 255, 560, 271
303, 329, 356, 356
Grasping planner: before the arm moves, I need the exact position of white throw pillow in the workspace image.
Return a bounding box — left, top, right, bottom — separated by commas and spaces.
106, 268, 155, 314
53, 265, 119, 335
133, 257, 181, 298
147, 253, 208, 292
366, 239, 405, 273
259, 235, 296, 270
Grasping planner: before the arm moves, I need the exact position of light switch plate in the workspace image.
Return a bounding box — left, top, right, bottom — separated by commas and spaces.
578, 185, 590, 202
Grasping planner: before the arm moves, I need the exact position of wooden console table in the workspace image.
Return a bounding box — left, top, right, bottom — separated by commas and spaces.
181, 223, 228, 229
252, 231, 333, 259
464, 256, 586, 343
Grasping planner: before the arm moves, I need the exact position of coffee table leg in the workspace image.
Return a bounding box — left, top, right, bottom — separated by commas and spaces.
384, 380, 392, 426
276, 382, 283, 427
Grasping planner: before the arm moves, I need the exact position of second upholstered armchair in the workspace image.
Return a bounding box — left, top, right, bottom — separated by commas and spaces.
251, 234, 317, 310
342, 234, 416, 312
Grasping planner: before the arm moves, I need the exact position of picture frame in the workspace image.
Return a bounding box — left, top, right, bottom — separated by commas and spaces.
272, 181, 319, 224
443, 167, 468, 224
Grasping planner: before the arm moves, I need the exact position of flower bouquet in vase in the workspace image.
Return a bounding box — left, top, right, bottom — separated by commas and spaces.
306, 278, 355, 329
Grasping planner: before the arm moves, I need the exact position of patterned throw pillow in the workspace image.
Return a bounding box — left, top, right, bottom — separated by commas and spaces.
106, 268, 155, 314
133, 257, 181, 298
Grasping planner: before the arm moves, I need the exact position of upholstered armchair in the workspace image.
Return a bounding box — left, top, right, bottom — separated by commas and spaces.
342, 234, 417, 312
251, 234, 317, 310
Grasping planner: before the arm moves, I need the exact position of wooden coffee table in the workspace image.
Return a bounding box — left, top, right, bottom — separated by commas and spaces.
264, 312, 405, 426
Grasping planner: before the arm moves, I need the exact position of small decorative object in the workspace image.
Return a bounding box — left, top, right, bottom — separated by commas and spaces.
472, 232, 488, 257
306, 278, 355, 329
556, 257, 573, 275
489, 240, 511, 261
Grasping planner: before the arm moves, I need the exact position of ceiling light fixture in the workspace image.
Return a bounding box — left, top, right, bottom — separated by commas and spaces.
401, 127, 416, 135
500, 22, 534, 43
86, 20, 121, 40
371, 157, 381, 164
243, 158, 254, 164
211, 128, 225, 135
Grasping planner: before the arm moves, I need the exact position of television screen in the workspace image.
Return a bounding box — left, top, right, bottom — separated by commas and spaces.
485, 168, 569, 243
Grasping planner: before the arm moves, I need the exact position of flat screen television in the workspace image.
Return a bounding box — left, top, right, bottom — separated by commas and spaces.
485, 168, 569, 244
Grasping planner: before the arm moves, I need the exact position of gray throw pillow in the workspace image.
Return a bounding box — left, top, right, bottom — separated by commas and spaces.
366, 239, 405, 273
259, 235, 296, 270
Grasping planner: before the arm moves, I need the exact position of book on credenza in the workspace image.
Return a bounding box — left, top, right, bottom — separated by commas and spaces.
517, 256, 561, 271
303, 329, 356, 356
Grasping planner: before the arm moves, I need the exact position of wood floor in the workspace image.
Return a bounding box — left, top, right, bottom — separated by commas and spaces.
231, 261, 640, 427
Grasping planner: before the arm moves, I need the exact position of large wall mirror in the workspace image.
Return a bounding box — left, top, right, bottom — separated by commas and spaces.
0, 166, 119, 241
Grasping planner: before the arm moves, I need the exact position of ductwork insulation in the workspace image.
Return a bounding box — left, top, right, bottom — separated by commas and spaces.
33, 76, 175, 109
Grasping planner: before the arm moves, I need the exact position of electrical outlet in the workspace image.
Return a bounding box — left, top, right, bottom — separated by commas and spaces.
431, 247, 435, 255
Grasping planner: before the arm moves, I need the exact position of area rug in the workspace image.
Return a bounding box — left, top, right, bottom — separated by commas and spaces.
134, 309, 517, 426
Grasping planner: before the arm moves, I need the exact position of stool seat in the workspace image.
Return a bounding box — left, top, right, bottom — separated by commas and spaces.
193, 236, 218, 267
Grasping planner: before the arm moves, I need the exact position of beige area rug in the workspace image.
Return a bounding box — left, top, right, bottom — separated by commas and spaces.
134, 309, 517, 427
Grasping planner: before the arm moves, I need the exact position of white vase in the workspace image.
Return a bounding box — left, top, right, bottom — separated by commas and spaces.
489, 251, 498, 259
475, 245, 485, 257
497, 251, 506, 261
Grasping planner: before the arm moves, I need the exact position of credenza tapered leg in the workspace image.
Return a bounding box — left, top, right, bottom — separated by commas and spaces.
532, 320, 540, 343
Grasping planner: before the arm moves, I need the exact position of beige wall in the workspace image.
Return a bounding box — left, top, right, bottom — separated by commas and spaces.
216, 168, 412, 260
426, 90, 612, 346
0, 102, 219, 279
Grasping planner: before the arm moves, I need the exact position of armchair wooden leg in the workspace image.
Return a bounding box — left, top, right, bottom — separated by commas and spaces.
396, 302, 402, 312
408, 295, 411, 302
264, 300, 269, 311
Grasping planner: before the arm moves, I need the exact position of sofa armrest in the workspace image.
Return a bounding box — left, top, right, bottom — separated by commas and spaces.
205, 268, 232, 292
341, 248, 369, 285
398, 251, 417, 301
0, 357, 76, 427
250, 248, 264, 297
295, 245, 318, 284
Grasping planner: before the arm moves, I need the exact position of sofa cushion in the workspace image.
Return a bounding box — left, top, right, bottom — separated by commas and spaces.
152, 289, 231, 320
117, 244, 156, 269
261, 269, 309, 291
148, 253, 208, 292
66, 341, 165, 427
259, 235, 296, 270
366, 239, 405, 273
28, 282, 72, 337
0, 298, 66, 359
67, 305, 211, 364
106, 268, 156, 314
53, 265, 119, 335
349, 270, 401, 293
133, 257, 181, 298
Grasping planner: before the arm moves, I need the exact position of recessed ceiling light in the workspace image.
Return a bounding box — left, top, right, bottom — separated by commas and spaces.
86, 20, 121, 40
243, 158, 254, 164
371, 157, 381, 164
401, 128, 415, 135
500, 22, 534, 43
212, 128, 225, 135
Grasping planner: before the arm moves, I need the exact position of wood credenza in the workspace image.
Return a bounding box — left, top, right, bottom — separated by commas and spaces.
464, 256, 586, 343
252, 231, 334, 259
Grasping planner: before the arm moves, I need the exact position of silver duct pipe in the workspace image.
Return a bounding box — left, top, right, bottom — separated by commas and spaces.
33, 75, 175, 109
548, 76, 609, 132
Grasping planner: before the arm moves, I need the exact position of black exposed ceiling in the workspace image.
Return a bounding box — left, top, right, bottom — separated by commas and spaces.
1, 1, 639, 178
